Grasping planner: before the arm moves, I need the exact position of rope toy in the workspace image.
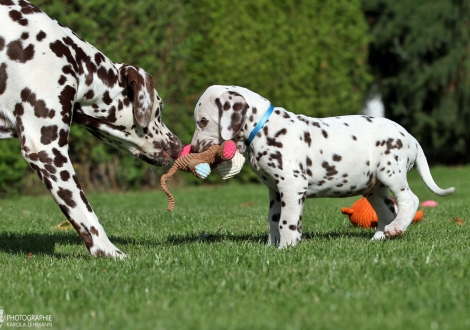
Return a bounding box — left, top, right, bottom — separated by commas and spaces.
341, 197, 424, 228
161, 140, 238, 211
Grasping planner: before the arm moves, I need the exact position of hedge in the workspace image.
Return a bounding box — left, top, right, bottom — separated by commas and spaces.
0, 0, 370, 195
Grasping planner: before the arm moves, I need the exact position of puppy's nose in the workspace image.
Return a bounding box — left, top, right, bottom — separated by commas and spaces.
190, 144, 199, 153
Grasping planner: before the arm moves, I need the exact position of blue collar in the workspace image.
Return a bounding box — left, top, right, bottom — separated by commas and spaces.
245, 104, 274, 146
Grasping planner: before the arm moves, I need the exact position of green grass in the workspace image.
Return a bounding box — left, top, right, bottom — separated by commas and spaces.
0, 166, 469, 329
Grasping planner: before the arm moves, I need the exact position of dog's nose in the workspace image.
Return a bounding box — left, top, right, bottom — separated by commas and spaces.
169, 138, 183, 159
190, 144, 199, 153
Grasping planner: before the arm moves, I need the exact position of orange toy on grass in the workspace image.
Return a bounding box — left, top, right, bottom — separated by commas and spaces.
341, 197, 424, 228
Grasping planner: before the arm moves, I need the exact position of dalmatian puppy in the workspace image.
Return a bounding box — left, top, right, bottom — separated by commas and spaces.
191, 85, 455, 248
0, 0, 182, 258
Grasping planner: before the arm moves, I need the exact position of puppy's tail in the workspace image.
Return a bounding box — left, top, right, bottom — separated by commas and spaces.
415, 144, 455, 196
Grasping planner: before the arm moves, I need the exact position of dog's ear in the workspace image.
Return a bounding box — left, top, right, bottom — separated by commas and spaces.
217, 91, 249, 140
123, 66, 155, 128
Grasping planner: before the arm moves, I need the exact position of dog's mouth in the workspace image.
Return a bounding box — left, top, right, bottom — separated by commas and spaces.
190, 140, 217, 154
138, 139, 182, 166
138, 153, 172, 166
192, 140, 244, 155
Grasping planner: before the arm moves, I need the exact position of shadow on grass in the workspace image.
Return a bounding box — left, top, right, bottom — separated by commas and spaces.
165, 230, 372, 245
0, 229, 373, 256
0, 232, 159, 257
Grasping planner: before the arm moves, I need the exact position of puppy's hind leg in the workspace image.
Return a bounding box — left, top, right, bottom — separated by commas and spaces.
367, 186, 396, 240
381, 173, 419, 238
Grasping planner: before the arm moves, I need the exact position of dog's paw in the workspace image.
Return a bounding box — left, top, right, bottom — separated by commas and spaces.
384, 224, 404, 238
278, 235, 301, 249
90, 243, 126, 259
370, 231, 387, 241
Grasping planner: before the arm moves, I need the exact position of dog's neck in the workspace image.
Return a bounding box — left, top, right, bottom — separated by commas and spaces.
239, 88, 272, 150
235, 102, 272, 153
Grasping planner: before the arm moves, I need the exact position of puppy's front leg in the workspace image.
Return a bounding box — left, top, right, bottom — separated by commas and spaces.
267, 188, 282, 245
277, 183, 306, 248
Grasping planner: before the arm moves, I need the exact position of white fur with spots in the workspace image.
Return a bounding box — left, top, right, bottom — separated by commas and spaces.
191, 85, 454, 247
0, 0, 182, 258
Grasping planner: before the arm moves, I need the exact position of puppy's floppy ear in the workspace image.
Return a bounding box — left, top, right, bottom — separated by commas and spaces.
121, 66, 155, 128
216, 91, 249, 140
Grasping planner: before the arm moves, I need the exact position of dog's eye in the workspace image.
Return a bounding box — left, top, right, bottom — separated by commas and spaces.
199, 117, 208, 126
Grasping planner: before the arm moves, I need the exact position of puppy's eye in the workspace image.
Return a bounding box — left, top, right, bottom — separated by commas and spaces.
199, 117, 209, 126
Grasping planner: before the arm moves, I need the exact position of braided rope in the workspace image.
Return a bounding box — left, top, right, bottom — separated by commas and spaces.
160, 141, 234, 211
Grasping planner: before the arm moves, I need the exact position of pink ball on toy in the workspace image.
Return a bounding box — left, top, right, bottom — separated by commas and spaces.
179, 144, 192, 157
222, 140, 237, 159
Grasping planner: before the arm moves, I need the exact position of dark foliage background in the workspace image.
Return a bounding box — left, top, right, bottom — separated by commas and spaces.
3, 0, 469, 197
0, 0, 371, 196
363, 0, 470, 164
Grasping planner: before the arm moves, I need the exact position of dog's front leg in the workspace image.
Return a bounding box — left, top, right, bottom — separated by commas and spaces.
19, 135, 125, 258
276, 182, 306, 248
267, 188, 282, 245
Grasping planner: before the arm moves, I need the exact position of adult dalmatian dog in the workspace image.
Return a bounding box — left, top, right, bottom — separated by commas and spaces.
0, 0, 182, 258
190, 85, 455, 248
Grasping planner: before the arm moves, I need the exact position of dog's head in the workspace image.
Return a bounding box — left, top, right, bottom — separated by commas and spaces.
190, 85, 269, 153
74, 64, 181, 166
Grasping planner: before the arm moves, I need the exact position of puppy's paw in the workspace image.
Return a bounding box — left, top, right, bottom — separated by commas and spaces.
384, 224, 404, 238
370, 231, 386, 241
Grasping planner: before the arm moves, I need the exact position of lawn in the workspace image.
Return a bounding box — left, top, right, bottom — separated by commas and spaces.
0, 166, 469, 329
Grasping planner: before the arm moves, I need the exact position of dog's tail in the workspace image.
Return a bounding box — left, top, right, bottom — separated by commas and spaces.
415, 143, 455, 196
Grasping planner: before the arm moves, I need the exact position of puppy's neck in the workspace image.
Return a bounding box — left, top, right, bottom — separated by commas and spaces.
238, 98, 273, 152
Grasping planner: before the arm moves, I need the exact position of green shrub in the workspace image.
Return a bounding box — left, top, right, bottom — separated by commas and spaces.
363, 0, 470, 164
0, 0, 371, 195
187, 0, 371, 117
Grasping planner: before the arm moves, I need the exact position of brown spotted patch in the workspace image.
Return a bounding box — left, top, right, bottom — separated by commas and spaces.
384, 138, 403, 154
322, 161, 338, 177
58, 75, 67, 85
50, 39, 77, 71
79, 223, 94, 250
9, 9, 28, 26
304, 131, 312, 147
7, 39, 34, 63
40, 125, 58, 145
36, 31, 46, 41
90, 226, 99, 236
80, 191, 92, 212
59, 85, 76, 124
57, 187, 76, 208
52, 148, 67, 167
60, 170, 70, 181
102, 91, 112, 105
97, 66, 118, 87
19, 1, 42, 15
269, 151, 283, 170
332, 154, 342, 162
58, 129, 68, 147
265, 127, 286, 148
0, 63, 7, 95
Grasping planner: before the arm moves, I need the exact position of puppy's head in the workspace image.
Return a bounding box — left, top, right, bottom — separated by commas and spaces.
191, 85, 250, 153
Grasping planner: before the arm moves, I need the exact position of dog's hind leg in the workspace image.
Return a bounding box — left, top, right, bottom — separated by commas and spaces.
379, 172, 419, 238
366, 186, 396, 240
